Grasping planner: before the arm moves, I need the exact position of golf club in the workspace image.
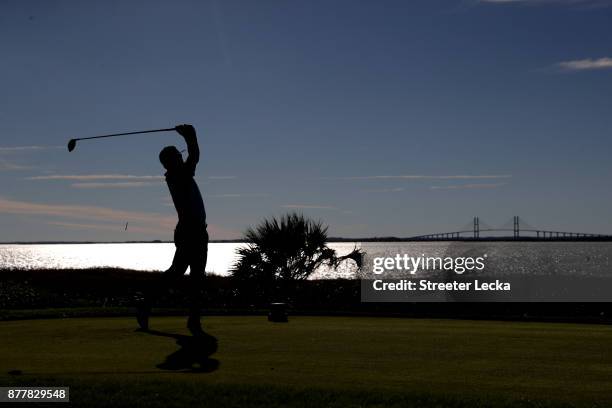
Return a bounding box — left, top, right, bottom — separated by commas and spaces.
67, 127, 177, 152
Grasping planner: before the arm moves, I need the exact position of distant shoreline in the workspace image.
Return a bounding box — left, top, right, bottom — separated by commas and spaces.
3, 237, 612, 244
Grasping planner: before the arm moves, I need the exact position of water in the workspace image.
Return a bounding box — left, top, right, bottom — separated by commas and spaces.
0, 243, 245, 276
0, 242, 359, 279
0, 242, 611, 279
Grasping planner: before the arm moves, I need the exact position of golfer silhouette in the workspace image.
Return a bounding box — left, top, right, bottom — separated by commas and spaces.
137, 124, 208, 336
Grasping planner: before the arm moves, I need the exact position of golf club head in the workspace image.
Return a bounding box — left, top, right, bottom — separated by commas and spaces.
67, 139, 76, 152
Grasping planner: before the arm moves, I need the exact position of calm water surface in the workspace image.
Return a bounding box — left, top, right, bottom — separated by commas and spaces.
1, 242, 611, 278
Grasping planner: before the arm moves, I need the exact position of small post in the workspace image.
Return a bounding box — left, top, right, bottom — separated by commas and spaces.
268, 302, 288, 323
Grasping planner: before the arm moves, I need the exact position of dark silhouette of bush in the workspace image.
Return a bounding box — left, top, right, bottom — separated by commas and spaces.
231, 213, 362, 304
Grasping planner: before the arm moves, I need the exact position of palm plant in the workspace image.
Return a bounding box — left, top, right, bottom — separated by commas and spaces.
231, 213, 362, 302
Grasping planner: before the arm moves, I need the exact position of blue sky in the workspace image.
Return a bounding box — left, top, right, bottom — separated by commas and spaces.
1, 0, 611, 241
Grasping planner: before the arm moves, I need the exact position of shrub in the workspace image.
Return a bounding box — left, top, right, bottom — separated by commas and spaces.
231, 213, 362, 303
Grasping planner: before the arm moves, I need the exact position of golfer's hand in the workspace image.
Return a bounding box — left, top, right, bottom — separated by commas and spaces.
175, 124, 196, 139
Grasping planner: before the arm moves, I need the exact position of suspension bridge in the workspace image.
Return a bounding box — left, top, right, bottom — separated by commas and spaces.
410, 216, 612, 241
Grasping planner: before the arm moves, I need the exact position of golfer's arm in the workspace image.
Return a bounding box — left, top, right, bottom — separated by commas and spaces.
184, 133, 200, 170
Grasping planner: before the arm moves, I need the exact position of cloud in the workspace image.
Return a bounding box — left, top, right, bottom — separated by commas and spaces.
0, 145, 61, 171
430, 183, 507, 190
0, 159, 32, 171
281, 204, 336, 210
46, 221, 241, 239
27, 174, 165, 181
329, 174, 512, 180
0, 145, 63, 152
209, 193, 269, 198
0, 197, 176, 228
0, 146, 61, 171
362, 187, 406, 193
46, 221, 168, 235
0, 197, 241, 240
71, 182, 160, 189
557, 57, 612, 71
359, 182, 507, 192
28, 174, 237, 182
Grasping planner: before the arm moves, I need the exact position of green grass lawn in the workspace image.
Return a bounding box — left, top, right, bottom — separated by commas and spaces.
1, 316, 611, 407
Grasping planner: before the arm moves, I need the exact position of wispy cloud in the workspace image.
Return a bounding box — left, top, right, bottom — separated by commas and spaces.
71, 182, 159, 189
557, 57, 612, 71
27, 174, 164, 181
0, 197, 176, 228
0, 159, 31, 171
281, 204, 336, 210
47, 220, 240, 240
362, 187, 406, 193
0, 146, 61, 171
209, 193, 269, 198
430, 183, 507, 190
46, 221, 168, 235
0, 145, 62, 152
329, 174, 512, 180
28, 174, 236, 182
0, 197, 241, 240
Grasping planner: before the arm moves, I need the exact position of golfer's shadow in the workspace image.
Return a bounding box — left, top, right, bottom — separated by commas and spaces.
144, 329, 219, 372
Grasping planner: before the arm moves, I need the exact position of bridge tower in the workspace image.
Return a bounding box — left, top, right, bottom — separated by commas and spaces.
473, 217, 479, 239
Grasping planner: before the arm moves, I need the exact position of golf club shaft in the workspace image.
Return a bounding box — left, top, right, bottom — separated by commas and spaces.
76, 127, 176, 142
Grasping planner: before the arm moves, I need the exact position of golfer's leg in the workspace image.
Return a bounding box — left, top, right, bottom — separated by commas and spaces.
160, 245, 190, 303
166, 245, 190, 279
137, 245, 189, 330
149, 223, 190, 306
187, 237, 208, 334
